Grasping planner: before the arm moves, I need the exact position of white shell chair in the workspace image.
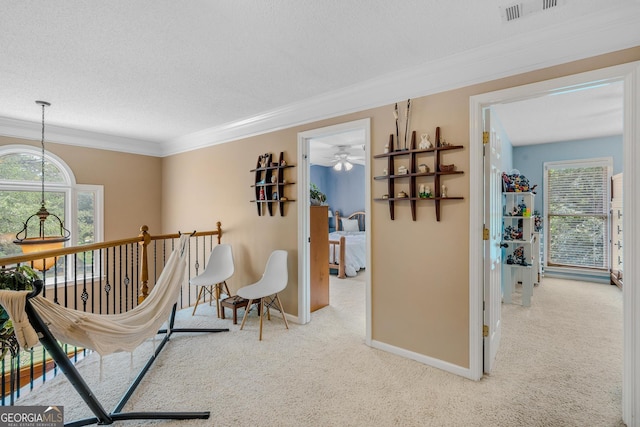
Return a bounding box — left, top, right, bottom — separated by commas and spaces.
238, 250, 289, 340
190, 244, 234, 317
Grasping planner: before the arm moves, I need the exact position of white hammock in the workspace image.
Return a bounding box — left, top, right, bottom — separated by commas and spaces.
0, 234, 190, 356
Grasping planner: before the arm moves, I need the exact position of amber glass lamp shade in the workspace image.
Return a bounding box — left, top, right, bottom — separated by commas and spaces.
15, 237, 65, 271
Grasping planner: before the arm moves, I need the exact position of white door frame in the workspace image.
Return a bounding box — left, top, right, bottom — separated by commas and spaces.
296, 118, 372, 344
468, 61, 640, 425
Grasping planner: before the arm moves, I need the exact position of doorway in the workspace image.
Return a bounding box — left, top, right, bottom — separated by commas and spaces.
469, 61, 640, 423
296, 118, 372, 344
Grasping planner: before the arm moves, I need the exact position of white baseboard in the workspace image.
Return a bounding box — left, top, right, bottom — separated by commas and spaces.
370, 339, 476, 381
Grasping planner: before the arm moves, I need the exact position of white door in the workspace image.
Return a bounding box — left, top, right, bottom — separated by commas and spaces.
483, 107, 503, 373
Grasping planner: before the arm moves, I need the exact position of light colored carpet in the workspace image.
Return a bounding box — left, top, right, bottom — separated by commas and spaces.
16, 273, 623, 426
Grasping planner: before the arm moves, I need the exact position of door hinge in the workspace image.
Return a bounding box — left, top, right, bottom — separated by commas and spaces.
483, 227, 489, 240
482, 131, 489, 144
483, 325, 489, 337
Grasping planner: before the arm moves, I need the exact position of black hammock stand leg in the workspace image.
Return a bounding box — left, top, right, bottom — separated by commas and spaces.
24, 282, 228, 427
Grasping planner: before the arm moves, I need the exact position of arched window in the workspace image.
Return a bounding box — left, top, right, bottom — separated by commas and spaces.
0, 145, 103, 259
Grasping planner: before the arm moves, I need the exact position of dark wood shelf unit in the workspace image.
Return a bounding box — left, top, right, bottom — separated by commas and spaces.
250, 152, 296, 216
373, 129, 464, 221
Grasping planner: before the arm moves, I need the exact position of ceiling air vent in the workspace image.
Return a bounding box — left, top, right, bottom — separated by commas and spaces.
500, 0, 565, 23
503, 4, 522, 21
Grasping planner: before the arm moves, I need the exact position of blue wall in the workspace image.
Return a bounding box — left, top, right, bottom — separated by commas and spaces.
512, 135, 623, 214
311, 164, 365, 229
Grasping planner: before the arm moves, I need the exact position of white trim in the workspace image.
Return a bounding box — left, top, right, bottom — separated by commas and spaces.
468, 100, 484, 380
297, 118, 372, 343
622, 62, 640, 427
0, 117, 163, 157
3, 8, 636, 158
470, 61, 640, 426
370, 340, 473, 380
0, 144, 76, 186
161, 8, 640, 157
75, 184, 105, 244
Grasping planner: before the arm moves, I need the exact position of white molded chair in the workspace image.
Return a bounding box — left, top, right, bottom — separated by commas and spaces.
238, 250, 289, 340
190, 244, 234, 317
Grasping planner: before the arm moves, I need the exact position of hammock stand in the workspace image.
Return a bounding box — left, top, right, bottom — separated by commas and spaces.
24, 279, 228, 427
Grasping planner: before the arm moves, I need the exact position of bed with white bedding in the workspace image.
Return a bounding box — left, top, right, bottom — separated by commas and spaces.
329, 211, 366, 278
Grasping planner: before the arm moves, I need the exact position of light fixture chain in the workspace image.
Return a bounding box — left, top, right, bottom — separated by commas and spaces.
40, 101, 46, 206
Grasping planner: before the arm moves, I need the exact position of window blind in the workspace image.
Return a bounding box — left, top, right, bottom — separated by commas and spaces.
545, 161, 610, 270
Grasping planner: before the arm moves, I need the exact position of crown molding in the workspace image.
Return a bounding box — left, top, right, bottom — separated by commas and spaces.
0, 116, 163, 157
1, 7, 638, 158
162, 7, 640, 157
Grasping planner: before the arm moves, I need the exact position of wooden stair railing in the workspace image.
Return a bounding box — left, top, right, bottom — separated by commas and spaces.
0, 221, 223, 302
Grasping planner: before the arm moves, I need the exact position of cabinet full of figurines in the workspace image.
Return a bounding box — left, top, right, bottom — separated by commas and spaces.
501, 192, 537, 307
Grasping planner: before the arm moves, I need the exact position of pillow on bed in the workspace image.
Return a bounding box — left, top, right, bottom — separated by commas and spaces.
341, 219, 360, 232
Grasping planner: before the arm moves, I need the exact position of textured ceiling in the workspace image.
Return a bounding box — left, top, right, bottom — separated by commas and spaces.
0, 1, 639, 156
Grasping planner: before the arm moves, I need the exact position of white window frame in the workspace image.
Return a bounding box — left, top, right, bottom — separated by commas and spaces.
543, 157, 612, 274
0, 145, 104, 279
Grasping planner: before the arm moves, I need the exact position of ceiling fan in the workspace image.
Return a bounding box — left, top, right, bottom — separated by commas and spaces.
331, 145, 355, 171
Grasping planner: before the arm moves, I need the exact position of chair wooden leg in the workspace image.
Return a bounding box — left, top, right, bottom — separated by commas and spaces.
240, 299, 253, 330
192, 287, 206, 315
221, 281, 231, 298
213, 283, 221, 318
259, 298, 264, 341
275, 293, 289, 329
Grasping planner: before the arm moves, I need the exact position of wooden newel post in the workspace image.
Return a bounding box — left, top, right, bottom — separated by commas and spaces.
138, 225, 151, 303
216, 221, 222, 244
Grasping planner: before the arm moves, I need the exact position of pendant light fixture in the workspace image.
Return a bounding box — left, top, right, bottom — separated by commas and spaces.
13, 101, 70, 271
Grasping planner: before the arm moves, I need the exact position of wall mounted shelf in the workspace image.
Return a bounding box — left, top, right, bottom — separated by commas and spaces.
250, 152, 295, 216
374, 129, 464, 221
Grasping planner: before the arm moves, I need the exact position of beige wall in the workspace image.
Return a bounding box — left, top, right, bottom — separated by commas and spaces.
162, 46, 640, 369
2, 47, 637, 370
0, 136, 163, 241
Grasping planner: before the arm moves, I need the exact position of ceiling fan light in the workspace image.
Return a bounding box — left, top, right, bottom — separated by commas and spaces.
344, 161, 353, 171
333, 162, 343, 171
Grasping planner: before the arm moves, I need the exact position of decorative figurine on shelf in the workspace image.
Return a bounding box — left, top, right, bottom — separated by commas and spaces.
280, 159, 287, 166
501, 170, 538, 193
397, 191, 408, 198
441, 184, 447, 198
397, 165, 408, 175
419, 185, 432, 199
512, 246, 529, 266
384, 143, 390, 154
260, 156, 267, 168
503, 226, 523, 240
418, 164, 429, 173
271, 175, 277, 183
419, 134, 433, 149
272, 192, 278, 200
534, 211, 543, 232
382, 168, 388, 176
259, 188, 265, 200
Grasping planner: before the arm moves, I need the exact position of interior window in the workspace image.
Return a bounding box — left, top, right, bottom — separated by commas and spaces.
0, 145, 103, 259
544, 158, 611, 270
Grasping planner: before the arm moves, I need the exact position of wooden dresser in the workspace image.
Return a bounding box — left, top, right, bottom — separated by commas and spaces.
310, 206, 329, 311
